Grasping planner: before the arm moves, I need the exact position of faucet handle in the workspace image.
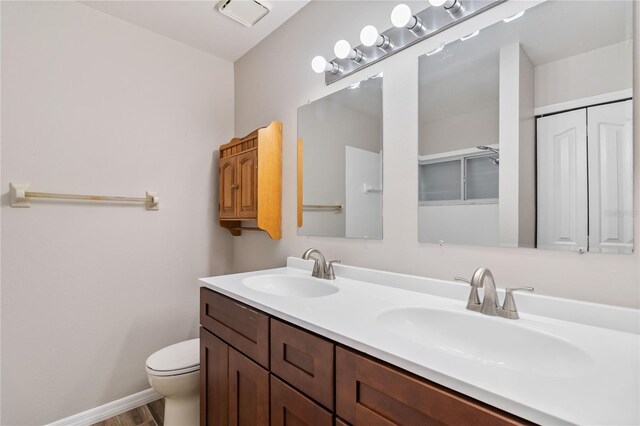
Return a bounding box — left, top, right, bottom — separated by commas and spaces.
325, 260, 341, 280
310, 258, 323, 278
455, 276, 481, 310
500, 287, 534, 319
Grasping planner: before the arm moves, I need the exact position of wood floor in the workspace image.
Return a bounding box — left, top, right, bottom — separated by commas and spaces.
91, 399, 164, 426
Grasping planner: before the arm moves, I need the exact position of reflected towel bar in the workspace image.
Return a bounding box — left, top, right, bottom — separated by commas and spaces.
10, 183, 159, 210
302, 204, 343, 213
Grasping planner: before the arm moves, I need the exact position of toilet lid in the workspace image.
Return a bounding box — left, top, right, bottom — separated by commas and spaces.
146, 338, 200, 376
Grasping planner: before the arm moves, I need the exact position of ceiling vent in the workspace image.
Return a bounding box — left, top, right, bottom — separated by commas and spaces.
217, 0, 271, 27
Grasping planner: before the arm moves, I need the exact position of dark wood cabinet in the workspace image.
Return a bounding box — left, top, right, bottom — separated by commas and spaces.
200, 329, 229, 426
200, 287, 529, 426
200, 288, 269, 369
229, 348, 270, 426
270, 319, 334, 410
271, 375, 333, 426
335, 347, 526, 426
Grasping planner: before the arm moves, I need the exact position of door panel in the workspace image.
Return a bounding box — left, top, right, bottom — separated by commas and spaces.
237, 150, 258, 219
587, 100, 634, 253
229, 348, 269, 426
200, 329, 229, 426
536, 109, 588, 252
270, 375, 333, 426
220, 157, 237, 219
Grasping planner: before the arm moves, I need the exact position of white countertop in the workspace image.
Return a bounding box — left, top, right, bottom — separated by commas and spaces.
200, 258, 640, 425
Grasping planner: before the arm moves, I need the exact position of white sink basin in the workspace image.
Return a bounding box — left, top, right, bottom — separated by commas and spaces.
376, 307, 594, 378
242, 274, 339, 298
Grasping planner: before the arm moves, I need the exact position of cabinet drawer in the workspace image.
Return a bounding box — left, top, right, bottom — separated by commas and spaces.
271, 375, 333, 426
336, 347, 528, 426
271, 319, 334, 410
200, 288, 269, 368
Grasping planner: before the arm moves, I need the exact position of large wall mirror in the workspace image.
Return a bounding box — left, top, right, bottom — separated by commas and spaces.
298, 75, 383, 239
418, 0, 633, 254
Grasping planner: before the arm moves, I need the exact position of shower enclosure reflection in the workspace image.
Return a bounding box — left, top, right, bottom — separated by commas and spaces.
418, 0, 633, 254
298, 75, 383, 239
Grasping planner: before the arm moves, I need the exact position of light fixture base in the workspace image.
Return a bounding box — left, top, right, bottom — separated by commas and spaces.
324, 0, 505, 85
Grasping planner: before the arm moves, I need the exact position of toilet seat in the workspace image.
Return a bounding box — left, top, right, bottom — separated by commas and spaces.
146, 338, 200, 377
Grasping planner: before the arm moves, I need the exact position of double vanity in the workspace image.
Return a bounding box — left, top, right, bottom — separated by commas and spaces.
200, 256, 640, 425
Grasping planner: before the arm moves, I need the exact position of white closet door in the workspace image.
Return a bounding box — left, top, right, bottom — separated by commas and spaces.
537, 109, 588, 251
587, 100, 633, 253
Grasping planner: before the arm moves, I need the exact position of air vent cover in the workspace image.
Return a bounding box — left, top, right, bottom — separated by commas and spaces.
218, 0, 270, 27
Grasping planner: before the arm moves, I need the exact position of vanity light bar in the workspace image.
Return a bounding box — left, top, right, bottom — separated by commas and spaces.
315, 0, 505, 84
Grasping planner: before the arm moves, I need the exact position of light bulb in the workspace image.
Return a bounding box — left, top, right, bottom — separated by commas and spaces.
360, 25, 379, 46
360, 25, 390, 49
460, 30, 479, 41
503, 10, 525, 23
391, 4, 422, 32
429, 0, 462, 14
334, 40, 352, 59
426, 43, 444, 56
391, 4, 412, 28
311, 56, 328, 73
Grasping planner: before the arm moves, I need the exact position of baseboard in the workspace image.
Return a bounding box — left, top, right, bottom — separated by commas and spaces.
46, 388, 162, 426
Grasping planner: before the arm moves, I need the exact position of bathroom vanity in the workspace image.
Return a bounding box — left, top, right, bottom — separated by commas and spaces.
200, 258, 639, 425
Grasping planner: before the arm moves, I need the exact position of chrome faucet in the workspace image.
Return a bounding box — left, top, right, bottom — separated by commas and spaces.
455, 268, 534, 320
301, 248, 340, 280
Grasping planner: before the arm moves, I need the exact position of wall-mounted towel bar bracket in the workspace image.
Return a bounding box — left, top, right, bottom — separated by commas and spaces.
10, 183, 159, 210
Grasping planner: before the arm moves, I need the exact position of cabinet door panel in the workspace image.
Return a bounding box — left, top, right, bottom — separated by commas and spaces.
200, 328, 228, 426
237, 150, 258, 219
271, 319, 334, 410
335, 347, 527, 426
219, 156, 237, 219
229, 348, 269, 426
271, 375, 333, 426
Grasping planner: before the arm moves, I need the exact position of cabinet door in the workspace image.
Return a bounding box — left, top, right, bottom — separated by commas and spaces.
236, 150, 258, 219
220, 156, 237, 219
271, 375, 333, 426
229, 348, 269, 426
200, 328, 229, 426
336, 347, 526, 426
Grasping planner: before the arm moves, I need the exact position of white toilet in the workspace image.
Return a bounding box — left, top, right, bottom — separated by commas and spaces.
146, 338, 200, 426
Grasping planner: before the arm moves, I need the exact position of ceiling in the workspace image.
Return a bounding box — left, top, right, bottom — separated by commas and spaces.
323, 76, 383, 120
80, 0, 310, 62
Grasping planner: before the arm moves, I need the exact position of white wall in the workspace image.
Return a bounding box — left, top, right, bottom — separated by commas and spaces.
419, 204, 499, 246
419, 105, 499, 155
535, 40, 633, 108
233, 0, 640, 309
518, 45, 536, 249
1, 2, 234, 424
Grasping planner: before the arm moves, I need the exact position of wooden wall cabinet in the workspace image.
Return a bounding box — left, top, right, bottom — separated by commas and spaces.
200, 288, 530, 426
218, 121, 282, 240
